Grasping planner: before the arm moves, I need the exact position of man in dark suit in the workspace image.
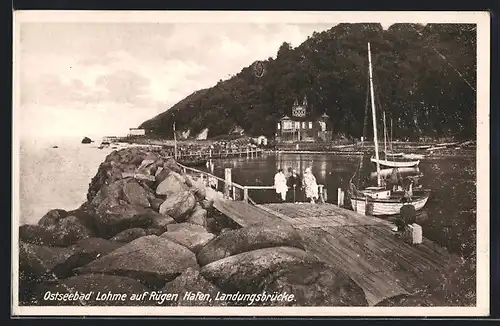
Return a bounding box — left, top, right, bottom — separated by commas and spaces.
287, 169, 302, 203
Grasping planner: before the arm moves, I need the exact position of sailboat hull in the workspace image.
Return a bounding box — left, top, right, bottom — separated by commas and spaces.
371, 157, 420, 168
350, 193, 429, 216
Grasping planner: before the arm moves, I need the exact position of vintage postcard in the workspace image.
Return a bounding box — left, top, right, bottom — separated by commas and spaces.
12, 10, 490, 317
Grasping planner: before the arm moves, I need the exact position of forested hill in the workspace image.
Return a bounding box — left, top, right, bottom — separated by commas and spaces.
139, 23, 477, 141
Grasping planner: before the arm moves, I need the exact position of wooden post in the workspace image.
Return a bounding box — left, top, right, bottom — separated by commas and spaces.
209, 148, 212, 158
337, 188, 341, 206
224, 168, 232, 199
318, 185, 325, 203
243, 187, 249, 203
232, 186, 236, 200
246, 146, 249, 158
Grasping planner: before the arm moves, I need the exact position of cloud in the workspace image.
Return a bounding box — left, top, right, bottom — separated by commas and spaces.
16, 21, 335, 137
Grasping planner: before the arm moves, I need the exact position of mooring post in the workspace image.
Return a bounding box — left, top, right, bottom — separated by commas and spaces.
232, 186, 237, 200
209, 148, 212, 158
224, 168, 232, 199
337, 188, 342, 206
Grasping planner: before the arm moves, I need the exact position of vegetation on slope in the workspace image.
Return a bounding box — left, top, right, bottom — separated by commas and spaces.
140, 23, 476, 141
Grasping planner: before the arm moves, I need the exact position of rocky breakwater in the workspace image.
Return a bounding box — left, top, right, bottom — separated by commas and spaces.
18, 147, 369, 307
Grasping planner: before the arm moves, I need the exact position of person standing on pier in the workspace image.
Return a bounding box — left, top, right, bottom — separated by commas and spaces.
287, 169, 302, 203
274, 168, 288, 202
302, 167, 319, 204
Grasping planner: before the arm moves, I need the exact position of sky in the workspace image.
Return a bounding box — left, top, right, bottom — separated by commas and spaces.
14, 11, 478, 139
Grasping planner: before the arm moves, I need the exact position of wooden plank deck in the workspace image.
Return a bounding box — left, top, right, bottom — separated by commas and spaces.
211, 198, 463, 306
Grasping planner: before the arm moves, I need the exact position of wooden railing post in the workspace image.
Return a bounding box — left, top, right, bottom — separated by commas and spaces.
243, 187, 249, 202
224, 168, 232, 199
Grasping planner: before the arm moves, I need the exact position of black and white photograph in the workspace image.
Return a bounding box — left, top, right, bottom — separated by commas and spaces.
12, 11, 490, 316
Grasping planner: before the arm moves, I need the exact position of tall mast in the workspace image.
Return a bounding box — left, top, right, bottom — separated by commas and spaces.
368, 42, 381, 187
173, 122, 177, 160
383, 111, 387, 159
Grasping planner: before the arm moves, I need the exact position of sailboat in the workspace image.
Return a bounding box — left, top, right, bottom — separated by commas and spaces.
368, 61, 420, 168
348, 42, 430, 216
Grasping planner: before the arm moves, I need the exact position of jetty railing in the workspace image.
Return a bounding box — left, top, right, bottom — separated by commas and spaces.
176, 162, 327, 205
163, 146, 265, 161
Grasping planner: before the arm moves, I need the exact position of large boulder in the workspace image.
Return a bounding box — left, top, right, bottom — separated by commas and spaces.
90, 179, 128, 208
200, 246, 318, 293
261, 261, 368, 306
19, 242, 76, 303
186, 205, 207, 227
161, 229, 215, 254
52, 237, 124, 278
156, 172, 189, 196
37, 209, 69, 229
164, 158, 182, 174
154, 168, 171, 188
20, 215, 94, 247
200, 199, 214, 210
167, 223, 207, 233
75, 235, 199, 288
93, 201, 155, 238
110, 228, 148, 243
375, 294, 435, 307
200, 246, 367, 307
162, 268, 226, 306
122, 180, 151, 208
197, 223, 305, 266
31, 274, 151, 306
159, 191, 197, 223
150, 198, 165, 212
150, 214, 176, 232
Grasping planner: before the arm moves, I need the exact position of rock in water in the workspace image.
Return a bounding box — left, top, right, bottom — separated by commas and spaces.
122, 180, 151, 208
81, 137, 92, 144
200, 246, 318, 293
197, 223, 305, 266
32, 274, 151, 306
75, 235, 198, 288
161, 229, 215, 254
156, 172, 189, 196
110, 228, 148, 243
158, 191, 197, 222
162, 268, 226, 306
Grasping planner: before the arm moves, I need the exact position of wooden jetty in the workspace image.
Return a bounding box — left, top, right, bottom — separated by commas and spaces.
177, 163, 465, 307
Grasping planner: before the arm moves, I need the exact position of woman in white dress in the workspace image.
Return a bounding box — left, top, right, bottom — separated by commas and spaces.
302, 167, 319, 203
274, 168, 288, 202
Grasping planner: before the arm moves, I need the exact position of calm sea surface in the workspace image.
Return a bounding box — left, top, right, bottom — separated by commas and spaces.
18, 139, 477, 258
204, 152, 477, 258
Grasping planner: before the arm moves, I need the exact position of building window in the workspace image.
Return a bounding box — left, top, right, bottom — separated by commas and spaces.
309, 121, 313, 129
302, 122, 306, 129
277, 123, 281, 130
294, 121, 300, 129
283, 121, 292, 130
